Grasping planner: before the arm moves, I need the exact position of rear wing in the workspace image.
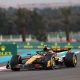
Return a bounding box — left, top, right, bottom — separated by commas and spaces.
51, 48, 70, 52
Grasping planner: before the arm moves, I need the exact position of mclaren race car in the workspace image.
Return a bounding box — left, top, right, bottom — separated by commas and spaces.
6, 48, 77, 71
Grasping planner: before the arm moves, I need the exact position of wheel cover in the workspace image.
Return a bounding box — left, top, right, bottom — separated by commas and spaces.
73, 56, 77, 64
51, 57, 55, 67
52, 59, 55, 66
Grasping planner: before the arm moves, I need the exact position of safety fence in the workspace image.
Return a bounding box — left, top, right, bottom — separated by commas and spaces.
0, 42, 80, 49
0, 42, 80, 57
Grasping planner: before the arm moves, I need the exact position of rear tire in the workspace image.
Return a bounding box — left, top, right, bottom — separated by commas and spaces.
64, 53, 77, 67
10, 55, 22, 71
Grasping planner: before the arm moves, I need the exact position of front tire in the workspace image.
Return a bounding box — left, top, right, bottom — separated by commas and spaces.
10, 55, 22, 71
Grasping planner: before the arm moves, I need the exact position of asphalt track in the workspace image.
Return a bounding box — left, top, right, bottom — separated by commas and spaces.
0, 53, 80, 80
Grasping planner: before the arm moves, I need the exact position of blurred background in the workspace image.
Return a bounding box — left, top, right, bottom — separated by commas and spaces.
0, 0, 80, 43
0, 0, 80, 63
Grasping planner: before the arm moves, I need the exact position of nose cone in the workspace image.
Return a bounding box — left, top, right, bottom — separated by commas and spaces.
26, 55, 42, 64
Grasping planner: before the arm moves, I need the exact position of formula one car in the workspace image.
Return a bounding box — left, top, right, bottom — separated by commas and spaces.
6, 48, 77, 71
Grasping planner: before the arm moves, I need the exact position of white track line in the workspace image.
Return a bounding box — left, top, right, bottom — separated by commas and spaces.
0, 66, 9, 71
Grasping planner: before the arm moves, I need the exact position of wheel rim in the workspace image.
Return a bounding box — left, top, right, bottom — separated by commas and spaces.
73, 56, 77, 65
51, 57, 55, 69
52, 60, 55, 66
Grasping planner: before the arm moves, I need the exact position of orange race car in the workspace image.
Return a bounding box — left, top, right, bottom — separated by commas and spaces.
6, 48, 77, 71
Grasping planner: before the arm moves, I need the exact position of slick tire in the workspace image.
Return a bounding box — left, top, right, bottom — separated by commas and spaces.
10, 55, 22, 71
64, 53, 77, 67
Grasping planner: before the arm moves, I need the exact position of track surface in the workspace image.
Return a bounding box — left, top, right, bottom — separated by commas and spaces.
0, 54, 80, 80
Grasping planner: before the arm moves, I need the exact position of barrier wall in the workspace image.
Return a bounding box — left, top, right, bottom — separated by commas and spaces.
0, 43, 17, 56
0, 42, 80, 49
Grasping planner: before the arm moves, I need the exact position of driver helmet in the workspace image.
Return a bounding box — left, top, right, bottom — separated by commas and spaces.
43, 45, 49, 51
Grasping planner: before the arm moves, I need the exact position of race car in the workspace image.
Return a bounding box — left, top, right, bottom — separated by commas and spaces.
6, 48, 77, 71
